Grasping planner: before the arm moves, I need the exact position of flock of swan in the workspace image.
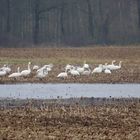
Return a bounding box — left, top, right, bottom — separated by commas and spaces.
0, 60, 122, 80
57, 60, 122, 79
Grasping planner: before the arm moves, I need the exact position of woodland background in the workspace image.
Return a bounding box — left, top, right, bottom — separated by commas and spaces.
0, 0, 140, 46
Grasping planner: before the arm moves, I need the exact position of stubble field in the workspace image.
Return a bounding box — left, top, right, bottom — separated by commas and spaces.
0, 98, 140, 139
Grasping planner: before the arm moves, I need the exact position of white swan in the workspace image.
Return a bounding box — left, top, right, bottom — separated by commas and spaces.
65, 64, 73, 72
46, 67, 52, 72
33, 65, 39, 70
37, 64, 53, 73
107, 61, 122, 70
83, 60, 89, 69
21, 62, 31, 77
36, 68, 48, 79
0, 70, 7, 77
113, 61, 122, 70
57, 70, 68, 79
104, 68, 111, 74
102, 63, 108, 71
70, 67, 80, 76
0, 65, 11, 74
76, 66, 85, 74
45, 64, 53, 72
106, 60, 117, 70
8, 67, 22, 78
81, 68, 91, 76
92, 64, 103, 73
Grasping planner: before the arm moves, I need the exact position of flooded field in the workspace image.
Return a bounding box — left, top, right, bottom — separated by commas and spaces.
0, 83, 140, 99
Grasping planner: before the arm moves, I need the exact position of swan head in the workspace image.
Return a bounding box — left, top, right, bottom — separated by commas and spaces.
112, 60, 116, 64
28, 62, 31, 65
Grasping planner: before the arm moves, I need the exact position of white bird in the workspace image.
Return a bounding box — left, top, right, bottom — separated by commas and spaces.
76, 66, 85, 74
8, 67, 22, 78
0, 70, 7, 77
113, 61, 122, 70
21, 62, 31, 77
81, 68, 91, 76
0, 65, 11, 74
45, 64, 54, 69
106, 60, 117, 70
83, 60, 89, 69
107, 61, 122, 70
33, 65, 39, 70
92, 64, 103, 73
70, 67, 80, 76
37, 64, 53, 73
46, 67, 52, 72
111, 60, 116, 65
57, 71, 68, 79
104, 68, 111, 74
36, 68, 48, 79
65, 64, 73, 72
0, 64, 7, 71
102, 63, 108, 71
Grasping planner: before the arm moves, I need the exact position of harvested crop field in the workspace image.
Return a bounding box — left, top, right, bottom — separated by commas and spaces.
0, 98, 140, 139
0, 46, 140, 83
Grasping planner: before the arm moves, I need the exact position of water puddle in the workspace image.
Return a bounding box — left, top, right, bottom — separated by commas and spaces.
0, 83, 139, 99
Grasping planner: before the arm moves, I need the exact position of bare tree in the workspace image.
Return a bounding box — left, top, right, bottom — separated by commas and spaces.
60, 4, 65, 41
86, 0, 94, 39
137, 0, 140, 28
33, 0, 65, 44
6, 0, 11, 33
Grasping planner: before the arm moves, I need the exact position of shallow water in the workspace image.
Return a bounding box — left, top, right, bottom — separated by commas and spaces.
0, 83, 139, 99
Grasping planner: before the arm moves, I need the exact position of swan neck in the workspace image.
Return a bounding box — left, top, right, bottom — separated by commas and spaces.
28, 63, 31, 70
119, 61, 122, 66
17, 67, 20, 73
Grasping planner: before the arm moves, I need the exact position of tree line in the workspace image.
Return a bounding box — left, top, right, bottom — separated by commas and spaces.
0, 0, 140, 46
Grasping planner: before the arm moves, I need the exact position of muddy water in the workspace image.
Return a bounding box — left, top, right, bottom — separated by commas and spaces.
0, 83, 139, 99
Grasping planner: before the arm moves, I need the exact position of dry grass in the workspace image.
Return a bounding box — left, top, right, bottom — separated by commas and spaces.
0, 98, 140, 139
0, 46, 140, 83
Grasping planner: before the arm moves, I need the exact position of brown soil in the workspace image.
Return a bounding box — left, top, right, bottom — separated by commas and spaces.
0, 46, 140, 83
0, 98, 140, 139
